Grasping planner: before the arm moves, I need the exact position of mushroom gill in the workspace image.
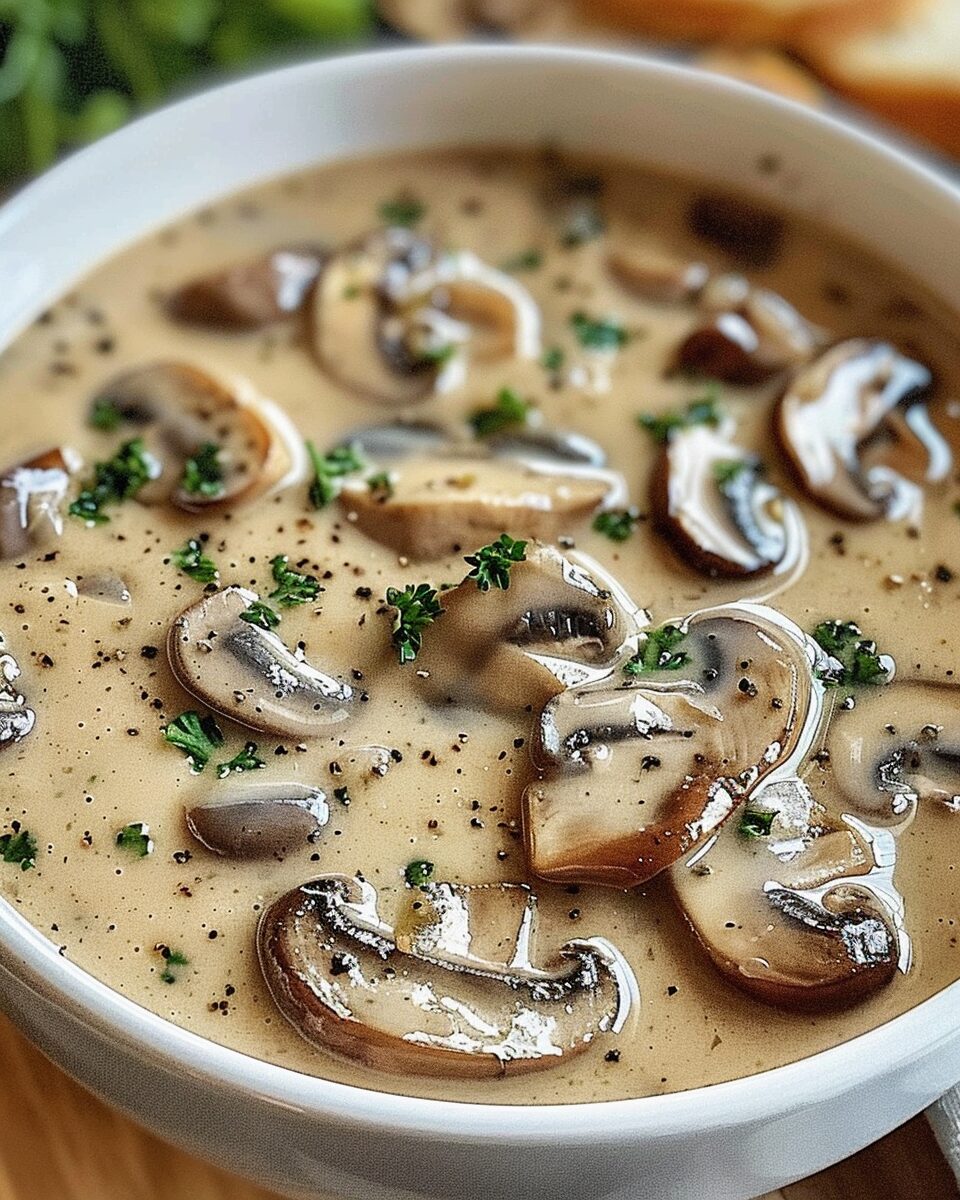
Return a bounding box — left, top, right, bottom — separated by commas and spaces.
524, 604, 824, 887
258, 874, 635, 1078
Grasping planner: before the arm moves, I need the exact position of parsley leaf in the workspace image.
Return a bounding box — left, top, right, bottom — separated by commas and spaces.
593, 508, 639, 543
464, 534, 528, 592
269, 555, 321, 607
713, 458, 750, 486
239, 600, 280, 630
541, 346, 565, 373
637, 393, 723, 445
89, 397, 123, 431
0, 827, 36, 871
217, 742, 265, 779
624, 624, 690, 676
386, 582, 443, 664
367, 471, 394, 500
306, 440, 364, 509
739, 809, 776, 839
116, 822, 153, 857
171, 538, 218, 584
468, 388, 533, 438
570, 311, 628, 351
69, 437, 157, 525
501, 248, 542, 272
181, 442, 225, 498
378, 193, 425, 227
159, 947, 189, 985
811, 620, 893, 688
164, 711, 225, 773
405, 859, 435, 887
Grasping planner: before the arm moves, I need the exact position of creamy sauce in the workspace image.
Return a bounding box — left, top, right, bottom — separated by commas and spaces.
1, 148, 960, 1104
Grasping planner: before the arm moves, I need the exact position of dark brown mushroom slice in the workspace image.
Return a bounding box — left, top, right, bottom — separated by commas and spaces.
167, 244, 326, 330
776, 338, 939, 521
524, 604, 823, 887
672, 797, 905, 1010
0, 637, 35, 749
258, 874, 635, 1078
0, 445, 80, 559
187, 782, 329, 859
607, 246, 709, 304
75, 573, 131, 605
415, 542, 644, 712
89, 362, 294, 512
652, 423, 804, 577
688, 192, 785, 268
167, 586, 353, 739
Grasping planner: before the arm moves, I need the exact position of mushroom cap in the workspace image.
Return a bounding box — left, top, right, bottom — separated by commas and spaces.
607, 245, 709, 305
186, 781, 330, 859
775, 338, 939, 521
415, 542, 645, 713
524, 603, 824, 887
258, 874, 635, 1079
0, 445, 80, 559
167, 586, 353, 739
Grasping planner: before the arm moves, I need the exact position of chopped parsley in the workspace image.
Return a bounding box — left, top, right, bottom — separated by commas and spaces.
269, 555, 321, 607
163, 711, 225, 773
89, 397, 123, 431
593, 508, 639, 543
468, 388, 533, 438
217, 742, 265, 779
378, 193, 425, 227
464, 534, 528, 592
624, 624, 690, 676
116, 822, 153, 857
386, 582, 443, 664
637, 394, 723, 445
713, 459, 750, 486
306, 440, 365, 509
739, 809, 776, 839
405, 859, 435, 887
69, 437, 157, 525
159, 947, 189, 985
0, 827, 36, 871
571, 311, 628, 352
367, 471, 394, 500
239, 599, 281, 630
171, 538, 218, 584
541, 346, 565, 373
181, 441, 225, 499
811, 620, 893, 688
501, 248, 543, 272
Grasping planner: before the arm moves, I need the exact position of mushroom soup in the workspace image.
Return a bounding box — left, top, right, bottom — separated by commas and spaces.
2, 148, 960, 1104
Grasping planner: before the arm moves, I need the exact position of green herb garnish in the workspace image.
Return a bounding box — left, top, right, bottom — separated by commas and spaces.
306, 440, 364, 509
0, 827, 36, 871
386, 582, 443, 664
637, 394, 723, 445
269, 555, 321, 607
116, 822, 153, 857
164, 711, 225, 773
713, 459, 750, 486
405, 859, 435, 887
501, 248, 542, 272
593, 508, 639, 543
171, 538, 218, 584
468, 388, 533, 438
624, 624, 690, 676
367, 471, 394, 500
89, 397, 123, 431
159, 948, 189, 985
541, 346, 565, 373
69, 437, 157, 525
378, 193, 425, 227
570, 311, 628, 351
464, 534, 527, 592
811, 620, 893, 688
181, 441, 225, 499
217, 742, 265, 779
739, 809, 776, 839
239, 600, 281, 630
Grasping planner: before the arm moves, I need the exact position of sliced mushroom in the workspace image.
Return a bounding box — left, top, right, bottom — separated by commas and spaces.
688, 192, 785, 268
485, 427, 608, 468
167, 586, 353, 739
89, 363, 296, 512
258, 874, 635, 1078
75, 573, 132, 605
0, 636, 35, 748
672, 792, 906, 1010
524, 604, 824, 887
340, 452, 619, 560
187, 782, 329, 859
607, 245, 709, 305
776, 339, 942, 521
167, 244, 326, 330
652, 422, 805, 577
0, 446, 80, 558
416, 542, 644, 712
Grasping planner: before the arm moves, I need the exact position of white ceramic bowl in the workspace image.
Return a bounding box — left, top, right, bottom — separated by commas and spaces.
1, 44, 959, 1200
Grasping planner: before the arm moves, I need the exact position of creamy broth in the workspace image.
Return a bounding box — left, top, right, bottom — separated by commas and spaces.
2, 148, 960, 1104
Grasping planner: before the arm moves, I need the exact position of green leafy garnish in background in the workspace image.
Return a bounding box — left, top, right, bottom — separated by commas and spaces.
69, 436, 156, 524
637, 392, 723, 445
181, 441, 225, 498
570, 311, 628, 352
116, 821, 153, 856
593, 508, 639, 543
306, 440, 364, 509
468, 388, 533, 438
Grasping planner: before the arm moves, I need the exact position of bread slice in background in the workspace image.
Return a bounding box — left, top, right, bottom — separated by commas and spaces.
586, 0, 930, 45
803, 0, 960, 157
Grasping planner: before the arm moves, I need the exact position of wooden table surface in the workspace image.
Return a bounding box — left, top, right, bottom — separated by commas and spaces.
0, 1015, 954, 1200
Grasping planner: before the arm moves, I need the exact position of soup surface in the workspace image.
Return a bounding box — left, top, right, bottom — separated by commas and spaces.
1, 148, 960, 1105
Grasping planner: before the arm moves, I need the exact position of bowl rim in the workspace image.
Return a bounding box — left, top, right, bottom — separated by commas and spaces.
3, 40, 960, 1142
